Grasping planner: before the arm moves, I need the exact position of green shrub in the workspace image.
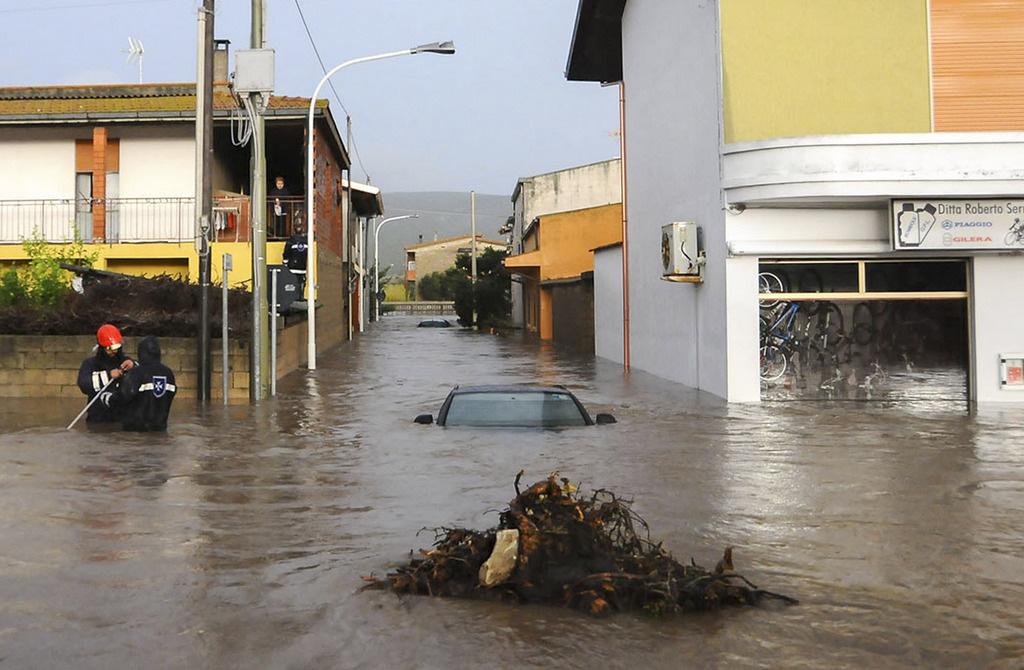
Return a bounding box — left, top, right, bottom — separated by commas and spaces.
0, 267, 29, 306
3, 228, 99, 308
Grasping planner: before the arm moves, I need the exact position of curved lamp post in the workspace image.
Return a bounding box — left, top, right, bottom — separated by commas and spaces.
373, 214, 419, 321
305, 41, 455, 370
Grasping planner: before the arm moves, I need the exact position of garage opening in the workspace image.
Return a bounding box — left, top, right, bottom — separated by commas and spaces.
758, 259, 969, 401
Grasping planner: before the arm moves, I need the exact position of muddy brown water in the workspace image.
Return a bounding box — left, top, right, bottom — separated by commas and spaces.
1, 316, 1022, 668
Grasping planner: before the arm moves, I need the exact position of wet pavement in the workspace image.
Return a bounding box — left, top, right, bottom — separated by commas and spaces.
1, 315, 1023, 668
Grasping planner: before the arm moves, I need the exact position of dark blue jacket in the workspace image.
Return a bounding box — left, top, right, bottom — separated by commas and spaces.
116, 336, 176, 432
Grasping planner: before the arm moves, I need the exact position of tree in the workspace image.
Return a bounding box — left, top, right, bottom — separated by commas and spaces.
452, 247, 511, 328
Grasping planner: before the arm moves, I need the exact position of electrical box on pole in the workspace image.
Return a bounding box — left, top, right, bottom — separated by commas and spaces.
233, 49, 275, 95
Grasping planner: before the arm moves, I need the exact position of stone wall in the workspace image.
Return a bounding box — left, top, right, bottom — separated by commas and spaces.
0, 316, 328, 401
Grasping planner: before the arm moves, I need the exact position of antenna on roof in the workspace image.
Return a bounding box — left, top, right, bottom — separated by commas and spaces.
122, 36, 145, 83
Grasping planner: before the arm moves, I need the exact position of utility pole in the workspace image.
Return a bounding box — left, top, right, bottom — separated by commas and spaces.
470, 190, 477, 329
195, 0, 214, 402
249, 0, 270, 400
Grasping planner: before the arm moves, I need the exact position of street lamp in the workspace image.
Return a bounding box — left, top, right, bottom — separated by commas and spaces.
373, 214, 419, 321
305, 41, 455, 370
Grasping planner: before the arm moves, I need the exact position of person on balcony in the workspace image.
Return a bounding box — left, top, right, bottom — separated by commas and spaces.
115, 335, 177, 432
269, 175, 291, 238
283, 219, 309, 297
76, 323, 135, 424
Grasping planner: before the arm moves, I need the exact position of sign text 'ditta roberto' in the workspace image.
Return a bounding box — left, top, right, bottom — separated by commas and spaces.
892, 199, 1024, 251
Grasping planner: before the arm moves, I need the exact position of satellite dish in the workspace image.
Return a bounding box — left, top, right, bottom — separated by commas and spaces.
122, 36, 145, 83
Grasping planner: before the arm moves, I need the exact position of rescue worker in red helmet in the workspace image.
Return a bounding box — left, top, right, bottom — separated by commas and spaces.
75, 324, 135, 424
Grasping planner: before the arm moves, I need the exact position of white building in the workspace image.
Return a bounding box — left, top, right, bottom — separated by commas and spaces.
568, 0, 1024, 403
509, 159, 621, 327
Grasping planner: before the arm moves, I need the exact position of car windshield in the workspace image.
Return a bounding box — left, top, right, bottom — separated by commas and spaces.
444, 391, 588, 427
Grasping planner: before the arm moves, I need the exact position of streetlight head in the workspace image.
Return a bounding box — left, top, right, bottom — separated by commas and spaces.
412, 41, 456, 55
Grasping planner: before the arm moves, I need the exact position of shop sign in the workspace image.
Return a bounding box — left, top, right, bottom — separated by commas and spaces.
891, 199, 1024, 251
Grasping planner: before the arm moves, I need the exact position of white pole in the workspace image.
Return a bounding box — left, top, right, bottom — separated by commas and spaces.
222, 252, 231, 405
358, 215, 366, 333
373, 214, 418, 321
305, 49, 421, 370
271, 268, 278, 396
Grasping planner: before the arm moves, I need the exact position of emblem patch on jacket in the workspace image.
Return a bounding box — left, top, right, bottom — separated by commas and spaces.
153, 376, 167, 398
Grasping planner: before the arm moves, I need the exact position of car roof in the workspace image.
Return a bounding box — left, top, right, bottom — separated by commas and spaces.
450, 384, 575, 395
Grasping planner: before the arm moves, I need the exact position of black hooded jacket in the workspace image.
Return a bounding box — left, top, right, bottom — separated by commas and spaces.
77, 347, 131, 423
283, 233, 308, 273
116, 336, 176, 432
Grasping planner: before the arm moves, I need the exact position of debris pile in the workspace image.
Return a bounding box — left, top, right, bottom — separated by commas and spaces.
366, 473, 797, 617
0, 272, 251, 337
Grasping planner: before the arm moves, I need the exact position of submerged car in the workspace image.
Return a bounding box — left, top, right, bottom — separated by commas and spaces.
418, 319, 453, 328
414, 384, 617, 428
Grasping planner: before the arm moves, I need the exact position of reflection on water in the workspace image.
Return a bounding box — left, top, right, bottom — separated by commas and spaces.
1, 316, 1022, 668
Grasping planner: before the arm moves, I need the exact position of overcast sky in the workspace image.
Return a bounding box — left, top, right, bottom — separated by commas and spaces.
0, 0, 620, 196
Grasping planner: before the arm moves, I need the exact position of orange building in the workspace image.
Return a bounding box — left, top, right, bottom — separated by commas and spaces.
505, 200, 622, 350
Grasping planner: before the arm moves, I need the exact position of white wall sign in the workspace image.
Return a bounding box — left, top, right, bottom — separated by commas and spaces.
892, 199, 1024, 251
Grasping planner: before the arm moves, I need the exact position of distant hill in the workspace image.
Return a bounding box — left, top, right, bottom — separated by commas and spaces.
374, 192, 511, 279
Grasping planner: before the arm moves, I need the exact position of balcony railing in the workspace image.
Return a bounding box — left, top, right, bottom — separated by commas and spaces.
0, 196, 307, 244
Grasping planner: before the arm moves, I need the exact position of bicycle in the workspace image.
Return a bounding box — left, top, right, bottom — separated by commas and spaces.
759, 301, 813, 383
1006, 218, 1024, 246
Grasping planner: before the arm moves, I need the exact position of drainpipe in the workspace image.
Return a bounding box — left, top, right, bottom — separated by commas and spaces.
619, 81, 631, 372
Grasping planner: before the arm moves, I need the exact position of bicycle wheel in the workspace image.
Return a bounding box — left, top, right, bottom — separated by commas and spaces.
760, 344, 788, 382
758, 271, 785, 308
797, 268, 823, 293
816, 301, 845, 340
851, 302, 875, 346
1005, 228, 1023, 246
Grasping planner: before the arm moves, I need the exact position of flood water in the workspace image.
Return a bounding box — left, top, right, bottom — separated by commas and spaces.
1, 316, 1023, 668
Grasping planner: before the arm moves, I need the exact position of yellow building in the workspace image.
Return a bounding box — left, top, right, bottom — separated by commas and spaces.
505, 160, 622, 350
0, 77, 386, 355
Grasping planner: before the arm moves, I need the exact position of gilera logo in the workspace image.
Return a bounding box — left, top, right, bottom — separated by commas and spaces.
943, 234, 993, 246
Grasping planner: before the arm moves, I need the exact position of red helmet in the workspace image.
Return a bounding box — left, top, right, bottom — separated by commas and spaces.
97, 324, 123, 350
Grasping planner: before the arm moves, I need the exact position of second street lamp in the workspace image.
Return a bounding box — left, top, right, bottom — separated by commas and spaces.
305, 41, 455, 370
373, 214, 419, 321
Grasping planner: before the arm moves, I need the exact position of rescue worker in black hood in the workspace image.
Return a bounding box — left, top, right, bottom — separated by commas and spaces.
283, 219, 308, 296
76, 323, 135, 423
115, 335, 177, 432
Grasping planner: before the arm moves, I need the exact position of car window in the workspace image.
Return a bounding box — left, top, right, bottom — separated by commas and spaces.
444, 391, 588, 427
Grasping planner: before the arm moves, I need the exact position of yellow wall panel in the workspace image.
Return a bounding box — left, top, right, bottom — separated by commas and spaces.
932, 0, 1024, 131
721, 0, 932, 143
537, 204, 622, 282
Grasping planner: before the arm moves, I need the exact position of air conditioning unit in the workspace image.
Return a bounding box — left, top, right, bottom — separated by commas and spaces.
661, 221, 701, 276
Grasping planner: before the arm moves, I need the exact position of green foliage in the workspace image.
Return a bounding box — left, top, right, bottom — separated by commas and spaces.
383, 283, 406, 302
0, 228, 98, 308
452, 248, 511, 328
0, 268, 29, 306
417, 266, 464, 301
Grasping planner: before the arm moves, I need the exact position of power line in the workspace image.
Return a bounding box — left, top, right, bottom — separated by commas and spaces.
293, 0, 372, 182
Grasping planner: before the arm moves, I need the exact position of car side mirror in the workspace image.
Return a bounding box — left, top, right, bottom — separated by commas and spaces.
414, 414, 434, 425
595, 413, 617, 425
